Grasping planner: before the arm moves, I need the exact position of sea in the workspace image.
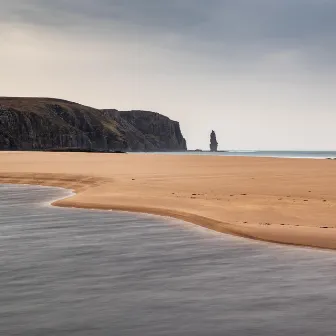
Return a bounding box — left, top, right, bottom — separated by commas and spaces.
147, 150, 336, 159
1, 184, 336, 335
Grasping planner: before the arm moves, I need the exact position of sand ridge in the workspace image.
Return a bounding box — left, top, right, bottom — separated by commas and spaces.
0, 151, 336, 250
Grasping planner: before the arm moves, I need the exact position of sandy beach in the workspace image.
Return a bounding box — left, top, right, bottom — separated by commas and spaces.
0, 151, 336, 250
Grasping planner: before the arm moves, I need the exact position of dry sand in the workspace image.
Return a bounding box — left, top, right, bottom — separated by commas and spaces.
1, 151, 336, 250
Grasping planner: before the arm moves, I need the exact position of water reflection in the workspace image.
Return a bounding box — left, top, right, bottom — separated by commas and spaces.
0, 185, 335, 336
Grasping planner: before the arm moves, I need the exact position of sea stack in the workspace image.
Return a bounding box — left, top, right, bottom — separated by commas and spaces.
210, 130, 218, 152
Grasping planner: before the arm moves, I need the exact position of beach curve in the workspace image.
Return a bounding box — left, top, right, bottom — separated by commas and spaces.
1, 151, 336, 250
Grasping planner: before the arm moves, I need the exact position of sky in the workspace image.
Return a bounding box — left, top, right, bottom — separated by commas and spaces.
1, 0, 336, 150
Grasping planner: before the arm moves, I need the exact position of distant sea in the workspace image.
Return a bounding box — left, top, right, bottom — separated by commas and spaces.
145, 150, 336, 159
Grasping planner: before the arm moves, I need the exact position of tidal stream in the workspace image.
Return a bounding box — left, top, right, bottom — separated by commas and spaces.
0, 185, 335, 335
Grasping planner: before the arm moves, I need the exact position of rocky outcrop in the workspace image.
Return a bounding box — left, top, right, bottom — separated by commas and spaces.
103, 109, 187, 151
0, 97, 187, 152
210, 130, 218, 152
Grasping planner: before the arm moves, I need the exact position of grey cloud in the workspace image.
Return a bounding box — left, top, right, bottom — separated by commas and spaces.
0, 0, 206, 31
3, 1, 336, 40
2, 0, 336, 68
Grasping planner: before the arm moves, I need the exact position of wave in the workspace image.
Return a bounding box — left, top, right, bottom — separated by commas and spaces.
227, 150, 258, 153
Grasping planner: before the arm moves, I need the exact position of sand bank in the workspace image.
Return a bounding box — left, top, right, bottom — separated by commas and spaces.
1, 151, 336, 250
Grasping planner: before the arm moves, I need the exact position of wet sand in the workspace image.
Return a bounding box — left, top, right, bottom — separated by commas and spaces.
0, 151, 336, 250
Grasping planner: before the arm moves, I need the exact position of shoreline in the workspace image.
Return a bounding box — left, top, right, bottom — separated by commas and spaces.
1, 152, 336, 250
1, 180, 333, 252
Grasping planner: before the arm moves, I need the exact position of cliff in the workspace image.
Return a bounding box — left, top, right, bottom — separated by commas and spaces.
103, 109, 187, 151
0, 97, 187, 152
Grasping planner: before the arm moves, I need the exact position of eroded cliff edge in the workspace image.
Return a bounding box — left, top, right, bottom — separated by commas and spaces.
0, 97, 187, 152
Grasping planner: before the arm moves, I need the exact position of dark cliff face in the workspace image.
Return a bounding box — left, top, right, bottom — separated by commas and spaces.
103, 109, 187, 151
0, 97, 187, 152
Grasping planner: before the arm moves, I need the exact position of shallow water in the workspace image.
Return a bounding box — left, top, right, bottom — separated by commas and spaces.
0, 184, 336, 336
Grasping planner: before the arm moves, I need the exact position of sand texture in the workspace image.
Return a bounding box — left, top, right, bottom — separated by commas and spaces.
1, 151, 336, 250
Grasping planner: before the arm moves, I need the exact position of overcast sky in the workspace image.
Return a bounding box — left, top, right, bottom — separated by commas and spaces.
1, 0, 336, 150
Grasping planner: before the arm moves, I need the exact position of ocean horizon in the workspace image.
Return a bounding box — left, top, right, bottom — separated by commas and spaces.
144, 150, 336, 159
